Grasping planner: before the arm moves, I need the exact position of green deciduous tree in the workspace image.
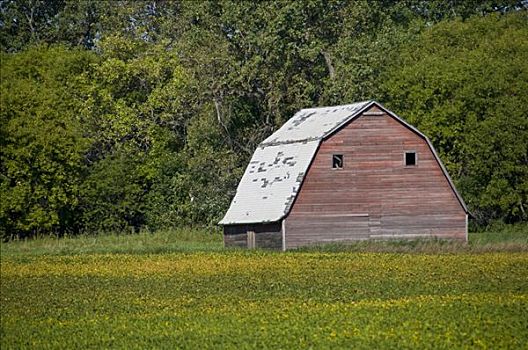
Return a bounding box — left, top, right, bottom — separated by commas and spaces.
145, 104, 242, 229
382, 12, 528, 225
1, 1, 526, 237
77, 34, 189, 232
0, 45, 96, 238
0, 0, 108, 51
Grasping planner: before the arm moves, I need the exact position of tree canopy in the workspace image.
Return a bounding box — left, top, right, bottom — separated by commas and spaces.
382, 12, 528, 225
1, 0, 526, 238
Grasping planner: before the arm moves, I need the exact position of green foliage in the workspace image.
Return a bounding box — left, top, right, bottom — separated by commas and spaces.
79, 150, 147, 233
1, 2, 527, 237
1, 248, 527, 348
0, 0, 65, 51
0, 45, 96, 237
145, 111, 242, 229
0, 0, 108, 51
77, 35, 190, 233
382, 12, 528, 224
319, 1, 416, 105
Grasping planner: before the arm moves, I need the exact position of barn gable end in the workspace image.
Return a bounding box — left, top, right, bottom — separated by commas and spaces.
221, 101, 468, 250
284, 104, 467, 249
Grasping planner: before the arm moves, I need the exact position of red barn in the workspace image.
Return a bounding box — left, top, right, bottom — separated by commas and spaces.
220, 101, 468, 250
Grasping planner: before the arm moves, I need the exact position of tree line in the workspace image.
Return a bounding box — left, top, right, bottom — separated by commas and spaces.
1, 0, 527, 238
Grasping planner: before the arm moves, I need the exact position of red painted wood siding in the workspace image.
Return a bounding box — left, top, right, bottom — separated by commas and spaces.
284, 106, 466, 249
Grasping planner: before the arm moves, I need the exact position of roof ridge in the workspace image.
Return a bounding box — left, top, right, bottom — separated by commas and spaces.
300, 100, 372, 111
260, 100, 373, 146
259, 137, 321, 147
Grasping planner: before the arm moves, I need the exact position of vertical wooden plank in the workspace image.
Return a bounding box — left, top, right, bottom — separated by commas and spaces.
281, 220, 286, 251
247, 231, 255, 249
465, 214, 468, 242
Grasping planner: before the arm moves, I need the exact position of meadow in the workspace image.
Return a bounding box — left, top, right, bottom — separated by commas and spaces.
1, 229, 528, 349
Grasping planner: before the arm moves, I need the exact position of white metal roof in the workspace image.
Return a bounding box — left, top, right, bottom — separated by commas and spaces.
220, 101, 468, 225
219, 101, 373, 225
219, 140, 320, 224
261, 101, 370, 145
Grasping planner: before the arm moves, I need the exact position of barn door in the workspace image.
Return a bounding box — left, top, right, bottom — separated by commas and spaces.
247, 231, 256, 249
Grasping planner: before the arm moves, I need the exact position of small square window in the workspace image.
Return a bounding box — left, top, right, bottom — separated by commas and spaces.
405, 151, 416, 166
332, 154, 343, 169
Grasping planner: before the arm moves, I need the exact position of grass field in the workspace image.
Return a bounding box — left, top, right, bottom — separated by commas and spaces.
1, 228, 528, 349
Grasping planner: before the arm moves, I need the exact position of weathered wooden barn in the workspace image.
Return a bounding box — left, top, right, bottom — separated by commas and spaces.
219, 101, 468, 250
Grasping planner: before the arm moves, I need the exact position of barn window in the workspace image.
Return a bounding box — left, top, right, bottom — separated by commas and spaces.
405, 151, 417, 166
332, 154, 343, 169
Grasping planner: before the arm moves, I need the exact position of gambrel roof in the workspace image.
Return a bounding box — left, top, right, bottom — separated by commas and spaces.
219, 101, 468, 225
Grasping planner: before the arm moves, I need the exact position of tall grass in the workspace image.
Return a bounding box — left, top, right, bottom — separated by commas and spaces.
470, 223, 528, 244
299, 226, 528, 254
1, 224, 526, 257
0, 228, 223, 258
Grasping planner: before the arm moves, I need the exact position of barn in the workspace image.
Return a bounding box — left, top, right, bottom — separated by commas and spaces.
219, 101, 469, 250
